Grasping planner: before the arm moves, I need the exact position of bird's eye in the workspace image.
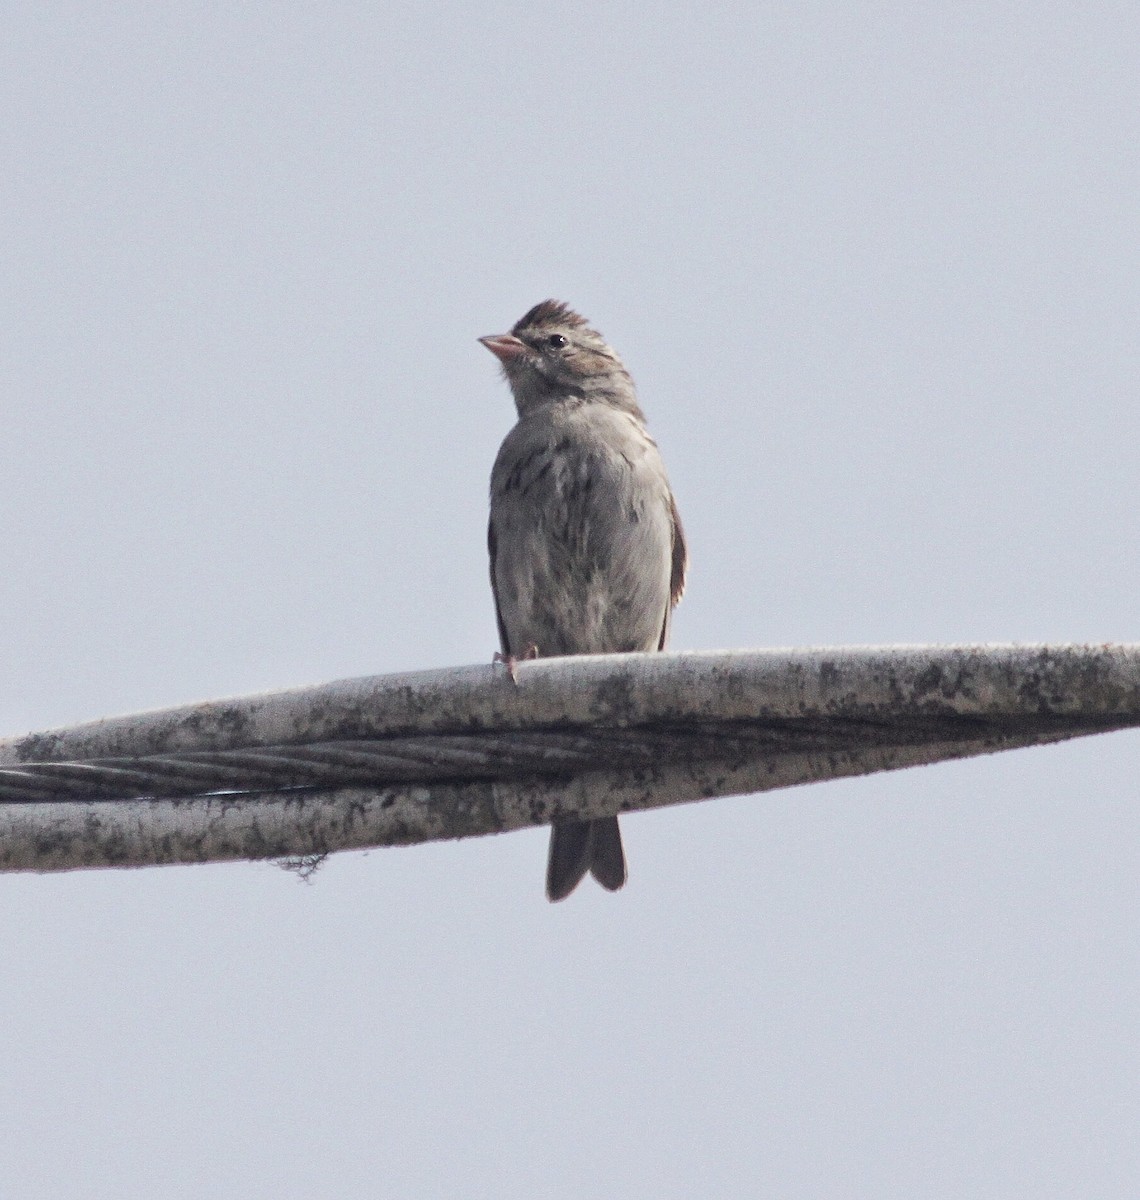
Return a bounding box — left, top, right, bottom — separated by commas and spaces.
547, 334, 568, 349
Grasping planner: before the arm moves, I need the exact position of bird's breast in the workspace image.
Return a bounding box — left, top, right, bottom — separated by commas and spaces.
489, 410, 674, 656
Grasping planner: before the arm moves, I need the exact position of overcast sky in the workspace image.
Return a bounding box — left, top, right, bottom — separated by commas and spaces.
2, 3, 1138, 1196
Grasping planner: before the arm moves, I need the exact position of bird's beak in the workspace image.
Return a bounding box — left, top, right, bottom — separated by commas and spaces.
479, 333, 527, 363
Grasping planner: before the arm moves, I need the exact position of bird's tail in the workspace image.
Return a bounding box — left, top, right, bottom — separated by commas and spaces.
545, 816, 626, 902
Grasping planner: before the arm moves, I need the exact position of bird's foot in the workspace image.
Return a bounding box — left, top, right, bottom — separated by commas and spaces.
493, 643, 539, 685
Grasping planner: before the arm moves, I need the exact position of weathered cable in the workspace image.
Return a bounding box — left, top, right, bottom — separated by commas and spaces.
0, 645, 1136, 871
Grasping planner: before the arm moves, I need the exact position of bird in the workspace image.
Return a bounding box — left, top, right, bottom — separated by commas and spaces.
480, 300, 687, 901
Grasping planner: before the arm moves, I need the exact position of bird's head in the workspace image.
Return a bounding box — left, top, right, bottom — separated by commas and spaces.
480, 300, 641, 417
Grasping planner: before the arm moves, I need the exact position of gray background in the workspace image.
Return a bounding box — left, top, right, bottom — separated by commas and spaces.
2, 3, 1138, 1196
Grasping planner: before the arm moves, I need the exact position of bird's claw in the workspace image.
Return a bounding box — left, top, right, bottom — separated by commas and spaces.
493, 644, 539, 686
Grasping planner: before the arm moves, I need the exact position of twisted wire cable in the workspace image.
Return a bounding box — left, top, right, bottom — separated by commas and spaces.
0, 645, 1136, 871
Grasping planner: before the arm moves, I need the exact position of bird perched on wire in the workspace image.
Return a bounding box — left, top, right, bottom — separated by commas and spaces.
481, 300, 687, 901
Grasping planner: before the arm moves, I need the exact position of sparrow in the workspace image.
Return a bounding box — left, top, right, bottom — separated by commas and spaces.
481, 300, 687, 901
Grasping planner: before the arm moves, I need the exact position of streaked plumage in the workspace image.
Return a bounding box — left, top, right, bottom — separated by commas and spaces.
481, 301, 686, 901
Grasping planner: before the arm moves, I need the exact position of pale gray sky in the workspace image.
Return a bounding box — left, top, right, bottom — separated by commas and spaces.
2, 3, 1138, 1196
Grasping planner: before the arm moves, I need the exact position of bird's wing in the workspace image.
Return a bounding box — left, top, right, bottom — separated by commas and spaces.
487, 518, 512, 657
669, 493, 688, 606
657, 494, 688, 651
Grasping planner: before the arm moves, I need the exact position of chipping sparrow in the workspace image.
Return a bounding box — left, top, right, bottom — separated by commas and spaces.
481, 300, 687, 901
